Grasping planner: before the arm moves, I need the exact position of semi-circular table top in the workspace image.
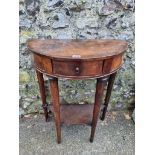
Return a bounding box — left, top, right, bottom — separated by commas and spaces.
27, 39, 128, 60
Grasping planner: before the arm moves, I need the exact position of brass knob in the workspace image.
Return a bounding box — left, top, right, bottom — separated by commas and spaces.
75, 67, 80, 74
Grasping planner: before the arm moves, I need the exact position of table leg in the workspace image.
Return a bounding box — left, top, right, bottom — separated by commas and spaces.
90, 77, 105, 142
100, 72, 117, 121
36, 70, 48, 122
49, 77, 61, 144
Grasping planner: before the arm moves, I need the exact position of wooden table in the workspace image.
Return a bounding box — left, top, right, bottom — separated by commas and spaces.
27, 39, 128, 144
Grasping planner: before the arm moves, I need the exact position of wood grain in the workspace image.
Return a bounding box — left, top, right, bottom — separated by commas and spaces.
27, 39, 128, 60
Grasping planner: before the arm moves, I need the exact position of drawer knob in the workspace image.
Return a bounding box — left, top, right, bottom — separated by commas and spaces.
75, 67, 80, 74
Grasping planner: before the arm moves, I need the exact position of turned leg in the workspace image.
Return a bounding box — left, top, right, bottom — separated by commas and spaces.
36, 70, 48, 122
100, 72, 117, 121
49, 77, 61, 144
90, 77, 105, 142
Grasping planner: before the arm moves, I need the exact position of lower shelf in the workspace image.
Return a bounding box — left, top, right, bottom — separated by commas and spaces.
50, 104, 96, 126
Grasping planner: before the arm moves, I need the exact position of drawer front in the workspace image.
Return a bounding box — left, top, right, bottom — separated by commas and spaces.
53, 60, 103, 77
32, 53, 53, 74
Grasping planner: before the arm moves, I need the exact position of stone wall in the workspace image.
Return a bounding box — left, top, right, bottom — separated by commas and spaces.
19, 0, 135, 116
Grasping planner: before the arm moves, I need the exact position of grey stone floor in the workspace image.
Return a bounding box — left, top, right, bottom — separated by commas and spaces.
19, 111, 135, 155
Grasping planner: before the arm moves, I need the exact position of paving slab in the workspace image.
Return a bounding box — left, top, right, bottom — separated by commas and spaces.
19, 111, 135, 155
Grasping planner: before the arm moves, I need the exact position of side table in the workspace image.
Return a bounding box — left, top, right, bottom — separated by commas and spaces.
27, 39, 127, 144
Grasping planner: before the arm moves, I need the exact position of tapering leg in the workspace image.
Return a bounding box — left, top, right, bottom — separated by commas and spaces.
36, 70, 48, 122
49, 77, 61, 144
90, 77, 105, 142
100, 72, 117, 121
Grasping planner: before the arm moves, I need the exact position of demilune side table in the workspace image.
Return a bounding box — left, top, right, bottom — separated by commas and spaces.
27, 39, 128, 144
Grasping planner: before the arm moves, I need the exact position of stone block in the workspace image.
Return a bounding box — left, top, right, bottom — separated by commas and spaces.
19, 71, 30, 82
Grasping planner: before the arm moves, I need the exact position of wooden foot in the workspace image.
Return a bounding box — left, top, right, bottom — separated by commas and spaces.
100, 72, 117, 121
49, 77, 61, 144
90, 78, 105, 142
36, 70, 48, 122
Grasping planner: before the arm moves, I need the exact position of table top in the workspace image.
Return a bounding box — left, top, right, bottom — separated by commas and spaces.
27, 39, 128, 60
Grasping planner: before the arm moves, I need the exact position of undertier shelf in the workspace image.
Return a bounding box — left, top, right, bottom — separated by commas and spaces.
50, 104, 103, 126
